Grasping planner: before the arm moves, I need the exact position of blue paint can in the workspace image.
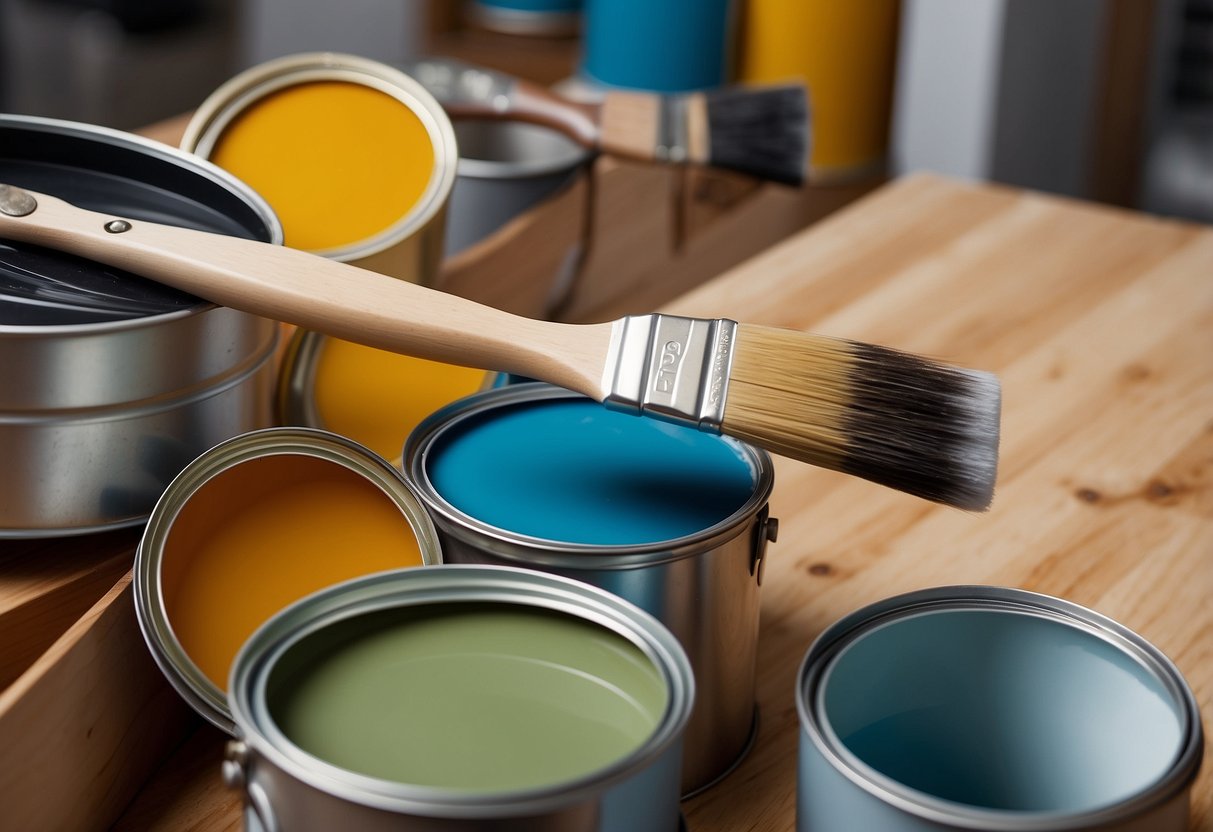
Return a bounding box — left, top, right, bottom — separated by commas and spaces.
797, 587, 1203, 831
579, 0, 736, 92
403, 383, 778, 797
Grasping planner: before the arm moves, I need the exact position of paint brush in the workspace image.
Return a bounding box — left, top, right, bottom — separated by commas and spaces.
0, 184, 999, 509
405, 58, 810, 187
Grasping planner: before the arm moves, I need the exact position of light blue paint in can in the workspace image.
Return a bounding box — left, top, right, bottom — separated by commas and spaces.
403, 383, 778, 797
796, 587, 1204, 831
580, 0, 735, 92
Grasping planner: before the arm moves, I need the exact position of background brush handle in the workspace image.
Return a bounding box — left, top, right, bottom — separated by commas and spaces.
406, 57, 600, 147
0, 188, 613, 396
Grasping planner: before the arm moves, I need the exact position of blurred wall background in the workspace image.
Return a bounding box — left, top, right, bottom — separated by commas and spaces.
0, 0, 1209, 222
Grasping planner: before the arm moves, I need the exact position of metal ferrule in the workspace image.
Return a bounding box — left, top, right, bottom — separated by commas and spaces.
602, 314, 736, 432
655, 96, 689, 163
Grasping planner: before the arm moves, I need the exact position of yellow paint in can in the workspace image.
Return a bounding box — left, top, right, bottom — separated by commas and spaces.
159, 454, 426, 690
210, 80, 436, 252
293, 333, 491, 465
739, 0, 900, 176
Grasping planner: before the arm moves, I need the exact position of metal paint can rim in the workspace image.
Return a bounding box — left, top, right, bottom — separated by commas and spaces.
452, 118, 592, 181
229, 563, 695, 817
464, 2, 582, 37
180, 51, 458, 266
0, 113, 284, 336
134, 426, 443, 733
795, 585, 1204, 831
403, 382, 776, 568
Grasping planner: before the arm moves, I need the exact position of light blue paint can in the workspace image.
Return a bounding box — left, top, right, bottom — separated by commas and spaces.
579, 0, 735, 92
403, 383, 778, 797
796, 586, 1203, 831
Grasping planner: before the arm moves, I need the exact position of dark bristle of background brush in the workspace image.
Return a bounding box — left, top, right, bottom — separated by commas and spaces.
704, 85, 809, 186
840, 342, 1001, 510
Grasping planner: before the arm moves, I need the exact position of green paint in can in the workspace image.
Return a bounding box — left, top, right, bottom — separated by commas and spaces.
267, 602, 668, 792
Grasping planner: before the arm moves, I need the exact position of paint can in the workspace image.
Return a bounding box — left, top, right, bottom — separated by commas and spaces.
181, 52, 457, 285
444, 117, 591, 258
738, 0, 900, 182
465, 0, 582, 37
403, 383, 778, 796
796, 586, 1204, 831
224, 564, 693, 832
579, 0, 736, 92
134, 427, 442, 732
276, 329, 497, 468
0, 114, 282, 537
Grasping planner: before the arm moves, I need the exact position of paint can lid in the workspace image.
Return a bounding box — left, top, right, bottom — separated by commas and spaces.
0, 114, 281, 327
134, 427, 443, 733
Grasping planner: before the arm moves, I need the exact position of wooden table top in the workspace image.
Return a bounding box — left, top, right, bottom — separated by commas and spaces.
98, 173, 1213, 829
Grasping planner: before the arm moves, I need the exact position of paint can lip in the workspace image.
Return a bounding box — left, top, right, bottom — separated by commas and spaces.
452, 118, 592, 181
0, 113, 284, 335
229, 563, 695, 817
795, 585, 1205, 831
180, 51, 458, 265
403, 382, 776, 566
134, 426, 443, 733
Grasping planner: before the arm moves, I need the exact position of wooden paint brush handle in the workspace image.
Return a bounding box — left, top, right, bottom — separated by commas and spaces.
0, 186, 613, 396
405, 58, 600, 148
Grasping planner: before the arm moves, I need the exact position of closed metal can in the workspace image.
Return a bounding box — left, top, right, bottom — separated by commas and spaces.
135, 427, 442, 731
224, 564, 694, 832
796, 586, 1203, 831
403, 383, 778, 796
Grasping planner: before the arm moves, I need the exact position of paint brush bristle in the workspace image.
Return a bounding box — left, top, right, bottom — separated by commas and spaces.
699, 85, 810, 186
720, 325, 1001, 510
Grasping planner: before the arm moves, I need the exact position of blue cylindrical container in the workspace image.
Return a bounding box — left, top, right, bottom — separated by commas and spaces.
580, 0, 735, 92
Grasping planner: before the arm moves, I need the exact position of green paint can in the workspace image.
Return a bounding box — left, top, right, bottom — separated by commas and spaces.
225, 565, 694, 831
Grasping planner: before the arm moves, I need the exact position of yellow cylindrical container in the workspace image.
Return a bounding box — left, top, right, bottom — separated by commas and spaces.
739, 0, 900, 181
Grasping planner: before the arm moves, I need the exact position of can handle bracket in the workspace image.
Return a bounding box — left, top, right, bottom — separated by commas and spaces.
751, 510, 779, 585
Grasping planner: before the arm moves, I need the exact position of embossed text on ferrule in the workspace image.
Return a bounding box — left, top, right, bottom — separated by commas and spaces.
654, 339, 685, 394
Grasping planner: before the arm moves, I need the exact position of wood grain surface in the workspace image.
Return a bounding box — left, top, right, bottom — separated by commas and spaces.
106, 173, 1213, 831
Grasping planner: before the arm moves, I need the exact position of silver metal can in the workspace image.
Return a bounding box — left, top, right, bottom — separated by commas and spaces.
135, 427, 442, 732
796, 586, 1204, 831
403, 383, 779, 796
0, 114, 282, 537
444, 117, 591, 258
224, 564, 694, 832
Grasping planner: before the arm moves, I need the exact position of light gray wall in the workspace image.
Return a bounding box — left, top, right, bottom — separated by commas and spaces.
241, 0, 428, 68
893, 0, 1110, 198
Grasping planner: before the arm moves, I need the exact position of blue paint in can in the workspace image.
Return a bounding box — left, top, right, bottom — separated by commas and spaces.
426, 397, 757, 545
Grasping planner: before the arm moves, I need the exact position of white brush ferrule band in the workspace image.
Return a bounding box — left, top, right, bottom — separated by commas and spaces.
602, 314, 735, 432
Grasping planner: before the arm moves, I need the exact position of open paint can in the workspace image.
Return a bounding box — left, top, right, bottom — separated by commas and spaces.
134, 428, 441, 731
444, 117, 591, 258
797, 586, 1204, 831
276, 329, 496, 468
403, 383, 778, 796
181, 52, 457, 284
224, 565, 693, 832
0, 114, 282, 537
